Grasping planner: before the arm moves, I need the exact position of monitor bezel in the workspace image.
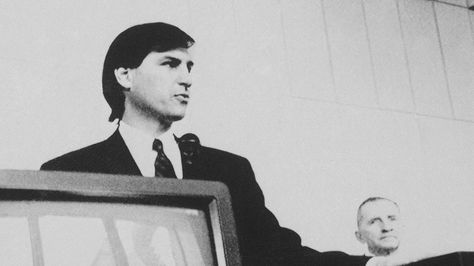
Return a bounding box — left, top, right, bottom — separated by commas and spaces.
0, 169, 241, 266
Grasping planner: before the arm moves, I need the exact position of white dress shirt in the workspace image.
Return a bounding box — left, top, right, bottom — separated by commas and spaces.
118, 122, 183, 179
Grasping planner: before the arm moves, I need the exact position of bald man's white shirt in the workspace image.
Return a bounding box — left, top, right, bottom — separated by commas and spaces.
119, 122, 183, 179
366, 257, 387, 266
364, 248, 432, 266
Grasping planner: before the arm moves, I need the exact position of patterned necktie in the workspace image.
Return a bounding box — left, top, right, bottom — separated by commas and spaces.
152, 139, 177, 178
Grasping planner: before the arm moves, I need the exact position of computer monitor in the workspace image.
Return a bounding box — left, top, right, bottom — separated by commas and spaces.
0, 170, 241, 266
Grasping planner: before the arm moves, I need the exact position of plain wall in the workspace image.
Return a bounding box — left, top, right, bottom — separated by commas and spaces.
1, 0, 473, 255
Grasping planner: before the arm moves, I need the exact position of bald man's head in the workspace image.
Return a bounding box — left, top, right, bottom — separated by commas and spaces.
355, 197, 401, 256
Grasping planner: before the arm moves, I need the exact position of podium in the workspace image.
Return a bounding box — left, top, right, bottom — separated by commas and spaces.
0, 170, 241, 266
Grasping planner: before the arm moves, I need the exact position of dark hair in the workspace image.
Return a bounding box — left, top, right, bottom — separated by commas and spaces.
102, 22, 195, 122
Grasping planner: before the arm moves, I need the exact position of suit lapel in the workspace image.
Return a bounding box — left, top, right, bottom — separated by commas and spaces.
102, 130, 142, 176
180, 146, 210, 180
181, 154, 204, 180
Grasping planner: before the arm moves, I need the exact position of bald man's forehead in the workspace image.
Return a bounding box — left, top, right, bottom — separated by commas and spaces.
358, 200, 400, 224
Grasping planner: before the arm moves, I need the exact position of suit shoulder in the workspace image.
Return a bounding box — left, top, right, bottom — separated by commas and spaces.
40, 139, 109, 171
200, 146, 250, 164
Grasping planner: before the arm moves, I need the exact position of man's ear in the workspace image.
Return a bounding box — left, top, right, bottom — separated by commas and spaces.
355, 231, 365, 244
114, 67, 132, 91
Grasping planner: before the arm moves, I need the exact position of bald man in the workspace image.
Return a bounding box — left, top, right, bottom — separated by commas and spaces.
355, 197, 401, 256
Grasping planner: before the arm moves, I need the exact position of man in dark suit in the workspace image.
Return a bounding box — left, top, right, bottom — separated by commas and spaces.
41, 22, 373, 265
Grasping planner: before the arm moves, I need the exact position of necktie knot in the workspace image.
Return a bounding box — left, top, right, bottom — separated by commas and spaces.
152, 139, 176, 178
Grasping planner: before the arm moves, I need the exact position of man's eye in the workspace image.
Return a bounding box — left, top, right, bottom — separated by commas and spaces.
368, 218, 380, 225
163, 60, 180, 68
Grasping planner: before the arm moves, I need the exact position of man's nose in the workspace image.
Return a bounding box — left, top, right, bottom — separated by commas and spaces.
178, 66, 192, 90
381, 221, 394, 232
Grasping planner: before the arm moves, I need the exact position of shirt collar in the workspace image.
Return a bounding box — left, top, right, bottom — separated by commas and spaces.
118, 121, 183, 179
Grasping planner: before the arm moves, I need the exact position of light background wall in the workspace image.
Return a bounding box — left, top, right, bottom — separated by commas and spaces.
1, 0, 473, 256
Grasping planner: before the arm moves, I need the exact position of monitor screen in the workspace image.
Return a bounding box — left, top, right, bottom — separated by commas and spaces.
0, 170, 241, 266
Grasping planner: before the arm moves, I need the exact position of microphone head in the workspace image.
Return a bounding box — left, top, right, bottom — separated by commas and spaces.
175, 133, 201, 164
178, 133, 200, 145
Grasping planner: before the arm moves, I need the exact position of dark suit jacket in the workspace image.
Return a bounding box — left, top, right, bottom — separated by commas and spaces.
41, 130, 369, 266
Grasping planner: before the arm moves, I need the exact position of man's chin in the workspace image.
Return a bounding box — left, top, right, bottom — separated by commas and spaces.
380, 237, 399, 247
379, 243, 399, 253
369, 245, 399, 256
162, 113, 186, 123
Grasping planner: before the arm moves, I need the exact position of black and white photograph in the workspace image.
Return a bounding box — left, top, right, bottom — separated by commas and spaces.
1, 0, 474, 265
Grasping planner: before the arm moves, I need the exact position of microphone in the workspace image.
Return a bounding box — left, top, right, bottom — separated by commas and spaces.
174, 133, 201, 165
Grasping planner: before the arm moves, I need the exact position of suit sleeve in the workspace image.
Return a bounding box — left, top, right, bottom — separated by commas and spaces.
230, 157, 370, 266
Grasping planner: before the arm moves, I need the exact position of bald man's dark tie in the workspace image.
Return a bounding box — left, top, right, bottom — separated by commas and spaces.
152, 139, 177, 178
